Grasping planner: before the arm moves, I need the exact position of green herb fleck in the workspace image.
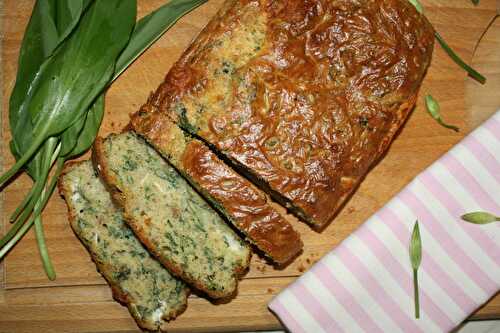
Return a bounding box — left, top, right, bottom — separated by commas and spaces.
359, 117, 369, 128
425, 95, 459, 132
114, 267, 131, 281
122, 157, 138, 171
144, 185, 154, 201
175, 103, 199, 134
221, 60, 235, 75
409, 220, 422, 319
461, 211, 500, 224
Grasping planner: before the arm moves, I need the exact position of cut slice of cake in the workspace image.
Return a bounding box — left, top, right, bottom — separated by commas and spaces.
131, 114, 303, 265
93, 132, 251, 298
59, 161, 189, 330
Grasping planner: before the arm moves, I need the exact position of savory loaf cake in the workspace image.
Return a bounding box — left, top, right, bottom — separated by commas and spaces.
58, 161, 189, 331
93, 132, 251, 298
131, 0, 435, 228
131, 115, 303, 265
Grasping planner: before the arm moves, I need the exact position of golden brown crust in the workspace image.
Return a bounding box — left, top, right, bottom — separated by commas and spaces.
92, 135, 248, 299
183, 141, 303, 264
58, 161, 188, 331
132, 0, 434, 228
131, 113, 303, 265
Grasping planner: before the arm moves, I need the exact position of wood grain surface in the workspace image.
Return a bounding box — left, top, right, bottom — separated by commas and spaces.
1, 1, 499, 332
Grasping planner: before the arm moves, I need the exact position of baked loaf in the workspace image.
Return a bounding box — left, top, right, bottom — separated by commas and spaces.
58, 161, 189, 330
131, 116, 303, 265
131, 0, 435, 228
93, 132, 251, 298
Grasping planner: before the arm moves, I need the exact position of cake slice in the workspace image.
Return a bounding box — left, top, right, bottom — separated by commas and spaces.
130, 0, 435, 228
131, 114, 303, 265
59, 161, 189, 330
93, 132, 251, 298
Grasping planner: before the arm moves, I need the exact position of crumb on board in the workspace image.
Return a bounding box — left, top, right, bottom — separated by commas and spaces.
256, 265, 267, 273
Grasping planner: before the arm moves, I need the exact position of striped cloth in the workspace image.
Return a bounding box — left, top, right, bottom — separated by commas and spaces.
269, 111, 500, 333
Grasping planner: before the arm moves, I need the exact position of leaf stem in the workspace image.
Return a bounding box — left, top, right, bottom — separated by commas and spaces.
0, 214, 36, 259
0, 128, 50, 188
435, 32, 486, 84
413, 269, 420, 319
9, 185, 36, 222
0, 158, 64, 260
34, 208, 56, 280
30, 140, 61, 280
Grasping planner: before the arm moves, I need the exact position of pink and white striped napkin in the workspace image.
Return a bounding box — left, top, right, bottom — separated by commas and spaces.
269, 111, 500, 333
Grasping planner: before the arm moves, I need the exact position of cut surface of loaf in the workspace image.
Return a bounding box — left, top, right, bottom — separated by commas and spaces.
131, 116, 303, 265
58, 161, 189, 331
131, 0, 435, 228
93, 132, 251, 298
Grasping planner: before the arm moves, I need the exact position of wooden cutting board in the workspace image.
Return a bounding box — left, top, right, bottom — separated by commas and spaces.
1, 1, 499, 332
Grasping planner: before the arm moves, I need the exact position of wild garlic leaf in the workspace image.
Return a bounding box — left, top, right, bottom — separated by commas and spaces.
408, 0, 423, 14
461, 211, 500, 224
0, 0, 137, 188
65, 0, 207, 159
409, 220, 422, 319
65, 96, 105, 158
410, 221, 422, 270
10, 0, 88, 129
55, 0, 92, 40
425, 95, 460, 132
8, 0, 91, 184
29, 0, 136, 133
114, 0, 207, 81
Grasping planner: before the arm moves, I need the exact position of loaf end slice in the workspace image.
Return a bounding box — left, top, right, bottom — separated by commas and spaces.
93, 132, 251, 298
58, 161, 189, 331
131, 113, 303, 265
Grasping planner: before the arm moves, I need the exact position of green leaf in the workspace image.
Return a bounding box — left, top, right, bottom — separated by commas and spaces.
65, 0, 207, 159
409, 220, 422, 319
435, 32, 486, 84
9, 0, 58, 121
55, 0, 92, 41
424, 95, 460, 132
407, 0, 423, 14
461, 211, 500, 224
409, 221, 422, 270
471, 0, 479, 5
59, 114, 88, 157
113, 0, 207, 81
29, 0, 136, 133
0, 0, 137, 187
65, 96, 105, 158
10, 0, 88, 153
